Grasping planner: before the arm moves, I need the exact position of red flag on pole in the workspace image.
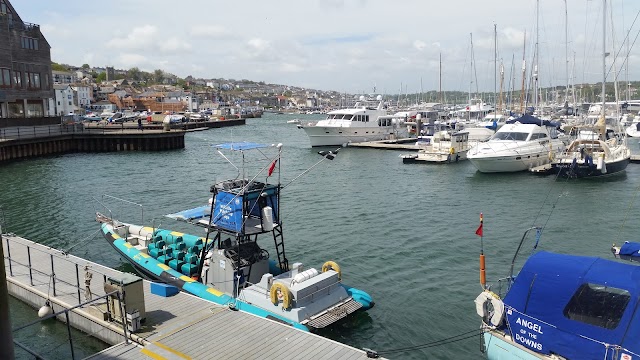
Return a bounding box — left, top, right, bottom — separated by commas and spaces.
267, 159, 278, 176
475, 213, 483, 237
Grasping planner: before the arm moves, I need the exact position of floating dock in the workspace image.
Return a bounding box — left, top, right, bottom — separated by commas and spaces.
347, 138, 418, 150
3, 234, 375, 359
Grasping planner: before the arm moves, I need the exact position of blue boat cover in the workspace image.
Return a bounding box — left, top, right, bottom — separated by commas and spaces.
505, 114, 560, 128
214, 142, 269, 151
502, 251, 640, 359
166, 205, 209, 221
620, 241, 640, 257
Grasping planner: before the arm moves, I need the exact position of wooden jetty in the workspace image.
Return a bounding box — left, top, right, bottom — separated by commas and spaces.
3, 234, 374, 359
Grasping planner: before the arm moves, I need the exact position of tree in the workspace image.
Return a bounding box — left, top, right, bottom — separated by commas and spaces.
51, 62, 68, 71
96, 72, 106, 82
154, 69, 164, 84
81, 63, 90, 69
127, 67, 141, 81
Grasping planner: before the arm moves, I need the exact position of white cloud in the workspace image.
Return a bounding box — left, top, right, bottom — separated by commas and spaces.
117, 53, 150, 68
159, 37, 192, 53
413, 40, 426, 51
106, 25, 158, 50
190, 25, 230, 38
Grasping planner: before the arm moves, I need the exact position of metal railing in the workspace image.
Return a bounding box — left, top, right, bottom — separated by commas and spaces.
3, 234, 131, 359
0, 123, 163, 141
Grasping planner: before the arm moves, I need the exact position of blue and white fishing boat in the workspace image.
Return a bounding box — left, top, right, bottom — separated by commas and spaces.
97, 142, 373, 331
474, 228, 640, 359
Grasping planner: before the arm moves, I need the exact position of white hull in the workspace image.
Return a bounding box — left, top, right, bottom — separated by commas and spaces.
626, 125, 640, 138
402, 149, 468, 163
468, 151, 551, 173
300, 125, 398, 147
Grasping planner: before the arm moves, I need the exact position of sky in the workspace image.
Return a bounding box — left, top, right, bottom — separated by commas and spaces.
11, 0, 640, 94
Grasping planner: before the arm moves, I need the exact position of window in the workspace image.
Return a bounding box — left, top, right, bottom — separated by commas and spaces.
364, 115, 369, 122
491, 132, 529, 141
20, 36, 39, 50
563, 283, 630, 329
0, 68, 10, 87
25, 72, 40, 89
1, 1, 7, 14
13, 71, 21, 88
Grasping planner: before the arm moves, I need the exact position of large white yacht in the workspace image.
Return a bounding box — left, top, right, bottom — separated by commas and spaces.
298, 96, 405, 147
467, 115, 566, 173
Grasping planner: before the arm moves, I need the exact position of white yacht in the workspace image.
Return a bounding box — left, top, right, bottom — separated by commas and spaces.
467, 115, 566, 173
401, 130, 471, 164
297, 96, 405, 147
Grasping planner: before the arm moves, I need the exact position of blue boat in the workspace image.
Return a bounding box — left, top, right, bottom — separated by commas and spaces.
475, 228, 640, 359
97, 142, 373, 331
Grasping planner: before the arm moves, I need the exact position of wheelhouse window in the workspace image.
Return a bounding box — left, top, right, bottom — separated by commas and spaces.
529, 133, 548, 140
0, 68, 10, 87
343, 114, 352, 120
563, 283, 630, 330
491, 132, 529, 141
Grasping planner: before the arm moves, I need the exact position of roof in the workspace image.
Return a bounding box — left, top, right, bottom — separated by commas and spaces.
503, 251, 640, 358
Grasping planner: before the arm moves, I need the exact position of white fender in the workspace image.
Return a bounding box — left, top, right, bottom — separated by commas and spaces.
474, 291, 505, 328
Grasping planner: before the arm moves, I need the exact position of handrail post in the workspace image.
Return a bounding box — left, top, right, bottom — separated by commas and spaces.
27, 246, 33, 286
65, 311, 75, 360
75, 264, 81, 304
6, 237, 12, 276
50, 254, 56, 296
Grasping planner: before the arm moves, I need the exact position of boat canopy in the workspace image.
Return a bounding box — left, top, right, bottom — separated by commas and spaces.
166, 205, 209, 222
503, 251, 640, 358
619, 241, 640, 257
506, 114, 560, 128
214, 142, 269, 151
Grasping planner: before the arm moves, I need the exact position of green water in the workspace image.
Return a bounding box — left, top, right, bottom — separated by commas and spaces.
2, 114, 640, 359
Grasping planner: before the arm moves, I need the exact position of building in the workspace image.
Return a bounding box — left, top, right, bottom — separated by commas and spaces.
52, 70, 75, 84
0, 0, 55, 118
53, 84, 75, 115
71, 84, 91, 108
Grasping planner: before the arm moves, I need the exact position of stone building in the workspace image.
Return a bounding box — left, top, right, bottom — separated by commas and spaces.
0, 0, 55, 118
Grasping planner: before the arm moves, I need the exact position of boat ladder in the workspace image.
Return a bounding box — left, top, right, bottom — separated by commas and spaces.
272, 225, 289, 272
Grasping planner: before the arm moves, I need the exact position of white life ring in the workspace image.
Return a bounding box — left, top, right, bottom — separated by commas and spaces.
474, 291, 505, 328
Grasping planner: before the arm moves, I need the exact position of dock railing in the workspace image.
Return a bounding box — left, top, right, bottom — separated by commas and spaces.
3, 233, 131, 359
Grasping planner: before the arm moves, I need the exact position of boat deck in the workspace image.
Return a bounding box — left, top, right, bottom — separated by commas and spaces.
3, 234, 374, 359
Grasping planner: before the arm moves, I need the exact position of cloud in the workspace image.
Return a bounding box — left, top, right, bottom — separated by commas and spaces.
303, 34, 375, 46
413, 40, 426, 51
159, 37, 192, 53
117, 53, 150, 68
106, 25, 158, 50
190, 25, 231, 39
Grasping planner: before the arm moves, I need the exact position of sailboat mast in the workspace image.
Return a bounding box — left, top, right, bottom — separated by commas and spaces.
439, 53, 442, 103
469, 33, 473, 122
494, 23, 497, 117
534, 0, 540, 110
601, 0, 606, 116
499, 61, 504, 114
520, 31, 527, 114
564, 0, 569, 105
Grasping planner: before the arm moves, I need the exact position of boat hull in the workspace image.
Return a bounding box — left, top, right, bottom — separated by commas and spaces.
483, 331, 547, 360
402, 150, 468, 164
468, 152, 550, 173
299, 125, 397, 147
553, 157, 630, 178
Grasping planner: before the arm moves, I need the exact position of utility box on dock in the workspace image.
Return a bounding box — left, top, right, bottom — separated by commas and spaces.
104, 273, 146, 330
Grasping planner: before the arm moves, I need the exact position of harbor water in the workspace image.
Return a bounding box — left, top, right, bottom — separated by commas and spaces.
3, 113, 640, 359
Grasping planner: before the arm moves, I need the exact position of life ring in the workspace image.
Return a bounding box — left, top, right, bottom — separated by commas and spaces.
322, 261, 342, 280
269, 282, 292, 309
474, 290, 505, 328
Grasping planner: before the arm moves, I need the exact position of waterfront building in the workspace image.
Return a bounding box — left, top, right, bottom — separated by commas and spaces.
53, 84, 75, 115
0, 0, 54, 118
52, 70, 76, 84
70, 84, 92, 108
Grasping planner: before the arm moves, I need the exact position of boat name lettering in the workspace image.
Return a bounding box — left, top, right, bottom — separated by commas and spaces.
514, 333, 543, 351
515, 317, 544, 334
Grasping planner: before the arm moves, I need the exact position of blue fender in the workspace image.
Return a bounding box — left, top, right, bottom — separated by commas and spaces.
341, 284, 375, 310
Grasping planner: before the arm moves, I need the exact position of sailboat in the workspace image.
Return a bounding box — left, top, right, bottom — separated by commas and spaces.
550, 0, 630, 178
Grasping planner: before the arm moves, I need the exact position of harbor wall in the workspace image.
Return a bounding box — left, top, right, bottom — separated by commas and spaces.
0, 131, 185, 163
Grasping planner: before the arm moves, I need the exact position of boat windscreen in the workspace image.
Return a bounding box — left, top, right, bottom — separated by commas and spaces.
166, 205, 209, 221
491, 132, 529, 141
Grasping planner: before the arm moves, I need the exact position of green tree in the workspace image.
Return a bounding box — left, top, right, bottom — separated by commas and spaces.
127, 67, 141, 81
96, 72, 106, 82
154, 69, 164, 84
81, 63, 90, 69
51, 62, 68, 71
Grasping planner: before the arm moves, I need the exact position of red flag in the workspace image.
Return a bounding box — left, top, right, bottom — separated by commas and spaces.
268, 159, 278, 176
475, 213, 483, 237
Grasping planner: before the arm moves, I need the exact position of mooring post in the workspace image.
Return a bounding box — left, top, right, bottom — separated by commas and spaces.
27, 246, 33, 286
65, 311, 75, 360
50, 254, 56, 296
